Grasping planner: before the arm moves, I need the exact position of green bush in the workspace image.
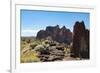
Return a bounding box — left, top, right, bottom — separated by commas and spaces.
30, 43, 38, 49
34, 45, 45, 52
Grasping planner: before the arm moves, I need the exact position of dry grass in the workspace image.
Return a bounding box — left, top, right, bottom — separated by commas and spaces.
21, 51, 40, 63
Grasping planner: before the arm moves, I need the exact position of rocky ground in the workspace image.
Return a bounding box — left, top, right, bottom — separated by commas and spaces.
21, 39, 80, 63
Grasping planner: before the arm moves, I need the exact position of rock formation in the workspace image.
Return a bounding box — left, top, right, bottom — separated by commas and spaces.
71, 21, 89, 59
36, 25, 72, 44
37, 41, 65, 62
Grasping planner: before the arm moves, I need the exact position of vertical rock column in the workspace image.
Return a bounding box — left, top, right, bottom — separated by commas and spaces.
71, 21, 89, 59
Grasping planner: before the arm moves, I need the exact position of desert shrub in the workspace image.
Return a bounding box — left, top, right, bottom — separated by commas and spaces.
44, 40, 50, 44
34, 45, 45, 52
21, 41, 28, 51
64, 47, 71, 57
21, 45, 26, 51
34, 39, 42, 44
26, 39, 31, 43
30, 43, 38, 49
42, 40, 50, 48
21, 51, 40, 63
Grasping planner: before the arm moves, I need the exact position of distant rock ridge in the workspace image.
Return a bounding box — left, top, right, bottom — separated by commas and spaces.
36, 25, 72, 44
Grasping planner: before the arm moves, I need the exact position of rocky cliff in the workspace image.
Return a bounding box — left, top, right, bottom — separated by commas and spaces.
36, 25, 72, 44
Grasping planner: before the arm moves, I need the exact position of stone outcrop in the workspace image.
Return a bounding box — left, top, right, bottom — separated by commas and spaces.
36, 25, 72, 44
71, 21, 89, 59
38, 42, 65, 62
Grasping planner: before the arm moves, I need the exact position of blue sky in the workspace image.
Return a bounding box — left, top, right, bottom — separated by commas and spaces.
21, 9, 90, 36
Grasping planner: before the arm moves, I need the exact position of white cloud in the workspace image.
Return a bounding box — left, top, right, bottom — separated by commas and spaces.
22, 29, 40, 36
